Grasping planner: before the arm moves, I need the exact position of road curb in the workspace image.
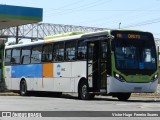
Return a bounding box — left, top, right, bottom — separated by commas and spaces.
132, 94, 160, 98
0, 92, 19, 96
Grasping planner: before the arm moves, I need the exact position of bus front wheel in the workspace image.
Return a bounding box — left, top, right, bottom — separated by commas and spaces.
20, 80, 28, 96
116, 93, 131, 101
78, 80, 91, 100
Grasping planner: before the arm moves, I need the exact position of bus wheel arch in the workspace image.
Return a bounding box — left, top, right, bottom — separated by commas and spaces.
20, 79, 28, 96
78, 78, 91, 100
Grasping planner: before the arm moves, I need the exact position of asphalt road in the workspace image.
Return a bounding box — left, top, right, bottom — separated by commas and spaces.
0, 94, 160, 120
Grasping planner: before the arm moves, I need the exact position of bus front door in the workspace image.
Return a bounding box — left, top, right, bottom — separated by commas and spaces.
87, 40, 107, 93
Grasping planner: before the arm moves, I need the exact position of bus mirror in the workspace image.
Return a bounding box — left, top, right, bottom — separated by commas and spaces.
108, 35, 114, 40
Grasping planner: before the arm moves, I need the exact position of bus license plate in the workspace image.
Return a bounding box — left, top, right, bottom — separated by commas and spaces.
134, 87, 142, 92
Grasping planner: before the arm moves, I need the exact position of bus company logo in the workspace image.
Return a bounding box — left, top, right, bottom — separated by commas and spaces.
56, 64, 61, 76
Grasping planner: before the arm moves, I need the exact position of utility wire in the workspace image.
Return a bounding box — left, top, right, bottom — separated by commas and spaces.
75, 3, 159, 27
44, 0, 84, 15
45, 0, 99, 16
45, 0, 112, 17
122, 18, 160, 28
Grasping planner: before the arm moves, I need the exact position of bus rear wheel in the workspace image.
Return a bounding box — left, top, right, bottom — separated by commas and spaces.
20, 80, 28, 96
78, 81, 91, 100
117, 93, 131, 101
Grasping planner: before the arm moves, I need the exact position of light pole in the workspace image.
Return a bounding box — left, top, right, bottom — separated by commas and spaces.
119, 22, 121, 29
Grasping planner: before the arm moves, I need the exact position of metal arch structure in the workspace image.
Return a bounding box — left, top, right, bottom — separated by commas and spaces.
0, 23, 107, 41
1, 22, 160, 43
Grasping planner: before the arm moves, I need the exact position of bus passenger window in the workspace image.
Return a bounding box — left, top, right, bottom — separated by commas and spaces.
78, 52, 85, 59
77, 41, 86, 60
31, 45, 42, 63
21, 47, 31, 64
12, 48, 21, 64
42, 44, 53, 62
65, 41, 76, 61
53, 43, 64, 62
5, 49, 11, 65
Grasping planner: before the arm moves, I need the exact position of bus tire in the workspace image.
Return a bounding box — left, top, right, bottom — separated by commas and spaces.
78, 80, 90, 100
117, 93, 131, 101
20, 80, 28, 96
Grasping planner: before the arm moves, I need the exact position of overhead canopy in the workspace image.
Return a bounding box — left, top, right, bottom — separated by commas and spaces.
0, 5, 43, 29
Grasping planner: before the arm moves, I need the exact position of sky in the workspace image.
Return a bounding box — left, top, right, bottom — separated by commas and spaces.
1, 0, 160, 39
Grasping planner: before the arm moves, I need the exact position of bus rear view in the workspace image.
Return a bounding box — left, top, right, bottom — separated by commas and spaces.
108, 30, 158, 100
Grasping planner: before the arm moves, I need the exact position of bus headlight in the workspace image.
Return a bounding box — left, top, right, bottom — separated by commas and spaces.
151, 74, 158, 82
114, 72, 125, 82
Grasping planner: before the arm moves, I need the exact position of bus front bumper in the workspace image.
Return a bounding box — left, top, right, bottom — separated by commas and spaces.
107, 76, 158, 94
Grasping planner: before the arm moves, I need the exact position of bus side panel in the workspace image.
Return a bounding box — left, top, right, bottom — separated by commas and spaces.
54, 62, 71, 78
34, 61, 86, 93
53, 62, 72, 92
11, 78, 21, 90
41, 63, 54, 91
72, 61, 87, 92
40, 78, 54, 91
11, 64, 42, 91
12, 64, 42, 78
43, 63, 54, 78
5, 66, 12, 90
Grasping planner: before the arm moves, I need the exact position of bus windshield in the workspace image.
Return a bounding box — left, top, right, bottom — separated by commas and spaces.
113, 33, 157, 71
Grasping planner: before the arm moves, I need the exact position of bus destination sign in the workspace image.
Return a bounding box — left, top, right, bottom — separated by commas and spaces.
116, 33, 141, 39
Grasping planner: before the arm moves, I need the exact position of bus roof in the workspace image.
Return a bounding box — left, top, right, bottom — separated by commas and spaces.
44, 32, 86, 40
6, 30, 110, 49
5, 29, 151, 49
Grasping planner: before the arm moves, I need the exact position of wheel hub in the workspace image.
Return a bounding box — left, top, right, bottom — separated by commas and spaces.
82, 85, 87, 97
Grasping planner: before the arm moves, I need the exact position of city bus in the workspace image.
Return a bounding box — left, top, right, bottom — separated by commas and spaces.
4, 30, 158, 101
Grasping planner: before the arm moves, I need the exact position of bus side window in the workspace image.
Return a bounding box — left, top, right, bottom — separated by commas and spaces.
77, 40, 86, 60
31, 45, 42, 63
21, 47, 31, 64
11, 48, 21, 64
53, 42, 64, 62
42, 44, 53, 62
65, 41, 76, 61
5, 49, 11, 65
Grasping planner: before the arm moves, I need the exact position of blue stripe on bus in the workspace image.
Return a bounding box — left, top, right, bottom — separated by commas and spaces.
12, 64, 42, 78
